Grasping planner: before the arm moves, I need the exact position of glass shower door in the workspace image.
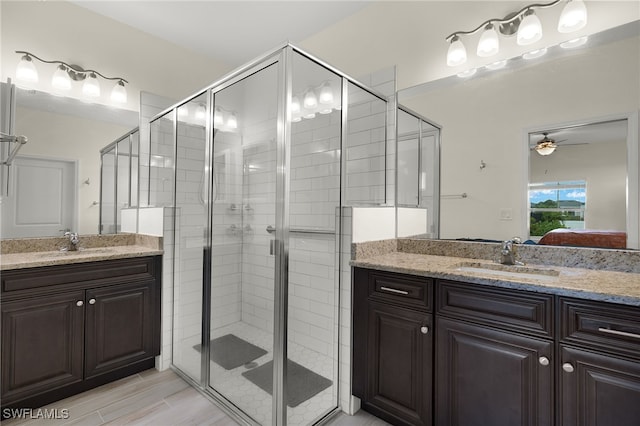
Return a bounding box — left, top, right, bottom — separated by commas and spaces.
208, 63, 279, 425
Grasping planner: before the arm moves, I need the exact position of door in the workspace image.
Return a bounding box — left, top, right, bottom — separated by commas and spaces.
84, 281, 156, 378
435, 317, 553, 426
1, 291, 85, 405
366, 301, 432, 426
559, 345, 640, 426
1, 156, 76, 238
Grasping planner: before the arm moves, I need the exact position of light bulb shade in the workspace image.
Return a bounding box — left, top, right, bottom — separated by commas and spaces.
447, 36, 467, 66
195, 104, 206, 120
558, 0, 587, 33
111, 80, 127, 104
291, 96, 301, 113
303, 90, 318, 109
82, 73, 100, 97
477, 25, 499, 57
535, 142, 557, 155
517, 11, 543, 46
16, 55, 38, 83
227, 112, 238, 129
214, 107, 224, 126
319, 83, 334, 105
52, 65, 71, 91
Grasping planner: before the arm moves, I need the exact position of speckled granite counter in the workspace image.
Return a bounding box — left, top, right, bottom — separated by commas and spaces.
0, 234, 163, 270
351, 239, 640, 306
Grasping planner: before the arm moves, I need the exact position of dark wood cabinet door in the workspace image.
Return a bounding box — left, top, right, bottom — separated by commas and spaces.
1, 290, 85, 405
365, 300, 432, 426
435, 317, 553, 426
559, 345, 640, 426
84, 281, 156, 378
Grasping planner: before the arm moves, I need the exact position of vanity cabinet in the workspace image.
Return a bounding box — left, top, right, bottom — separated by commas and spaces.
1, 256, 161, 411
435, 280, 554, 426
558, 297, 640, 426
352, 268, 640, 426
353, 268, 433, 426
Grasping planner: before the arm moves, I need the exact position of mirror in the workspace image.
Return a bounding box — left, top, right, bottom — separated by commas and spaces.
398, 22, 639, 249
2, 86, 138, 238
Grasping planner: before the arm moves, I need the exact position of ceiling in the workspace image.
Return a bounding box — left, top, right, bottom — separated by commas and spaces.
71, 1, 371, 67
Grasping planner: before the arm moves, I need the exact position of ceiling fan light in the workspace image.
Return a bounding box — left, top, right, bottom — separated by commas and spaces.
535, 140, 558, 155
477, 24, 500, 57
52, 65, 71, 91
16, 54, 38, 83
447, 36, 467, 67
558, 0, 587, 33
517, 10, 543, 46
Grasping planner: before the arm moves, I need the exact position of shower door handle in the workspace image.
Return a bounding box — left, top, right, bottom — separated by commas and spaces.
266, 225, 276, 234
270, 239, 275, 255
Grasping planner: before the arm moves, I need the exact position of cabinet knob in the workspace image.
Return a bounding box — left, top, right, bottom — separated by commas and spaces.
562, 363, 575, 373
420, 326, 429, 335
538, 356, 550, 366
76, 300, 84, 307
89, 298, 96, 305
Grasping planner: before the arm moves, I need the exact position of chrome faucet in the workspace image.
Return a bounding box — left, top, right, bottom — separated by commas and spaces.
64, 231, 80, 251
500, 237, 523, 265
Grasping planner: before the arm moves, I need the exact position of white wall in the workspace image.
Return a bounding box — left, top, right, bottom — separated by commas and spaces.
402, 36, 640, 241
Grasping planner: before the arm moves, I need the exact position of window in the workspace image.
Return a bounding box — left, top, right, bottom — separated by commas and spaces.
529, 180, 586, 237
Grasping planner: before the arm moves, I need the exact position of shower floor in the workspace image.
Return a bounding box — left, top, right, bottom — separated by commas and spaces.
175, 321, 338, 426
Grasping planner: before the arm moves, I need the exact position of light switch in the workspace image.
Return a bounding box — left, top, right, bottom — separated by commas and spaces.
499, 208, 513, 221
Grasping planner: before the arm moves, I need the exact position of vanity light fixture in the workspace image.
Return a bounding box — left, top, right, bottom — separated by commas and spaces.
14, 51, 128, 104
291, 80, 340, 121
445, 0, 588, 67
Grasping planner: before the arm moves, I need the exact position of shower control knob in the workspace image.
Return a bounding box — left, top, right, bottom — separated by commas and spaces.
420, 326, 429, 334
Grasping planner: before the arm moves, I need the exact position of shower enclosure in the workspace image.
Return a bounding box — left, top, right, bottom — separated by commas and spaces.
149, 45, 389, 425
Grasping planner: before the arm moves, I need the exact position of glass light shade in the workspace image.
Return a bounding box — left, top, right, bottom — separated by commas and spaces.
291, 96, 301, 113
214, 107, 224, 126
536, 144, 557, 155
319, 83, 334, 105
477, 25, 500, 57
522, 48, 548, 60
558, 0, 587, 33
82, 73, 100, 97
52, 65, 71, 91
111, 80, 127, 104
517, 12, 543, 46
560, 36, 588, 49
303, 90, 318, 109
195, 103, 206, 120
227, 112, 238, 129
447, 36, 467, 67
16, 55, 38, 82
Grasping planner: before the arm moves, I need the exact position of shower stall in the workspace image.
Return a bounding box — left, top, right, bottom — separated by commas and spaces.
149, 45, 390, 425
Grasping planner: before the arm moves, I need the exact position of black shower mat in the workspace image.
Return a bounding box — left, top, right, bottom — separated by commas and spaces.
193, 334, 267, 370
242, 359, 333, 407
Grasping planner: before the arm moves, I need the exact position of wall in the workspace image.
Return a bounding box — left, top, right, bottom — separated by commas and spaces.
402, 35, 640, 241
13, 107, 129, 234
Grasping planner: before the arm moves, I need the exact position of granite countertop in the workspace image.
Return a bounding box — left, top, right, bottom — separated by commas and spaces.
0, 234, 163, 271
351, 252, 640, 306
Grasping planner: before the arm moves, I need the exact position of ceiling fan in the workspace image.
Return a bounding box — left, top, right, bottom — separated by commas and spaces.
532, 132, 567, 156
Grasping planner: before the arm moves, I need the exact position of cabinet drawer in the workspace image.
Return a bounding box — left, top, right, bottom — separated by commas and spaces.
560, 297, 640, 360
436, 280, 554, 338
366, 270, 432, 312
1, 257, 159, 294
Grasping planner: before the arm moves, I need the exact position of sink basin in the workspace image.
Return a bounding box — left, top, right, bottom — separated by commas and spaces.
52, 247, 119, 256
454, 262, 560, 281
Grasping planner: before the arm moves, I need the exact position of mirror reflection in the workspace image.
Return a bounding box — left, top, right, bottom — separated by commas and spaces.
1, 86, 138, 238
398, 22, 639, 249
